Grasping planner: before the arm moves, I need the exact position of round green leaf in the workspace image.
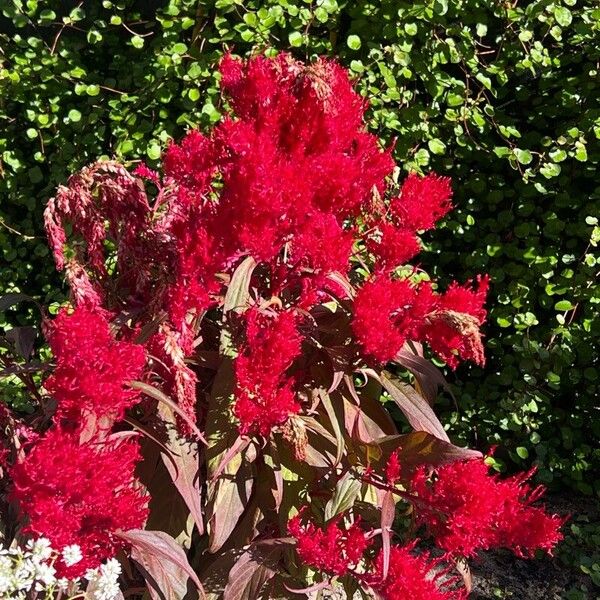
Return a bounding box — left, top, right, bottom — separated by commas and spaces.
288, 31, 303, 47
554, 6, 572, 27
347, 35, 362, 50
68, 109, 82, 122
146, 143, 162, 161
428, 138, 446, 155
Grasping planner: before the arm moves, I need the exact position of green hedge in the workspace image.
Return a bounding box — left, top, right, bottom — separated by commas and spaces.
1, 0, 598, 493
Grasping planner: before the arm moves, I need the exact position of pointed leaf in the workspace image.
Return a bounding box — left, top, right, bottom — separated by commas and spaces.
380, 373, 449, 441
380, 490, 396, 579
318, 390, 344, 466
5, 326, 37, 359
324, 473, 361, 521
205, 360, 254, 552
224, 256, 257, 314
119, 529, 204, 600
378, 431, 482, 474
223, 540, 286, 600
396, 343, 453, 405
131, 380, 207, 444
159, 405, 204, 535
0, 293, 36, 312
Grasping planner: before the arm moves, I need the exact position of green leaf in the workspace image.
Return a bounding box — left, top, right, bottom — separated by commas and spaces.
288, 31, 303, 47
347, 34, 362, 50
131, 35, 144, 49
315, 7, 329, 22
428, 138, 446, 155
514, 148, 533, 164
404, 22, 418, 36
324, 473, 362, 521
554, 300, 574, 311
574, 142, 588, 162
146, 143, 162, 161
68, 109, 82, 122
554, 6, 572, 27
516, 447, 529, 459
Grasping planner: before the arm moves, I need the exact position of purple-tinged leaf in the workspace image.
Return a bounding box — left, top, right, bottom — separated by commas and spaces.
378, 431, 482, 474
0, 293, 37, 313
380, 372, 450, 442
209, 435, 250, 483
5, 326, 37, 359
159, 405, 205, 536
131, 380, 207, 444
119, 529, 204, 600
380, 490, 395, 580
396, 343, 453, 405
318, 389, 344, 466
223, 540, 287, 600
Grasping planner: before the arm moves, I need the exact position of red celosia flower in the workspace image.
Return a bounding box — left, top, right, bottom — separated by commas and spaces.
366, 544, 466, 600
162, 129, 218, 193
385, 449, 402, 485
352, 276, 434, 364
45, 307, 146, 430
366, 223, 421, 271
419, 275, 489, 368
392, 173, 453, 232
233, 309, 303, 436
288, 513, 370, 576
410, 458, 564, 558
353, 274, 489, 368
9, 427, 148, 578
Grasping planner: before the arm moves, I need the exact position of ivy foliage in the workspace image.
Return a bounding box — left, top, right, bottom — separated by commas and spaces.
0, 0, 598, 493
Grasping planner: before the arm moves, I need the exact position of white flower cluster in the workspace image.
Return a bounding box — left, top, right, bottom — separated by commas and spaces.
0, 539, 122, 600
0, 538, 56, 599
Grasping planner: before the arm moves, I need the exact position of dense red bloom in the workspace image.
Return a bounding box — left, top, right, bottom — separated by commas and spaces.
353, 274, 489, 367
45, 307, 146, 430
352, 276, 434, 363
162, 129, 218, 193
288, 513, 370, 576
392, 173, 453, 232
9, 427, 148, 578
366, 223, 421, 271
233, 309, 303, 436
419, 275, 489, 368
366, 544, 466, 600
289, 211, 354, 276
410, 458, 564, 558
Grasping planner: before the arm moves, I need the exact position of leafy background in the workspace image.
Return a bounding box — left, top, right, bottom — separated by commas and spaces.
0, 0, 598, 594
